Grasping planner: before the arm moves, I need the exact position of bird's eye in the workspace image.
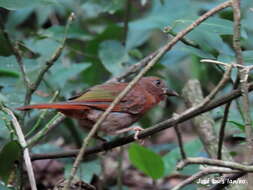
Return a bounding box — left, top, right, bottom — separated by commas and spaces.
154, 79, 161, 86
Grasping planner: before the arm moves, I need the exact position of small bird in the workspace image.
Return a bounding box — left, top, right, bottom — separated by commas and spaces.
17, 77, 178, 139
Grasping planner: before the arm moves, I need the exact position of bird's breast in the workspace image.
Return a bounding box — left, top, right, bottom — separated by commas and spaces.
60, 108, 139, 134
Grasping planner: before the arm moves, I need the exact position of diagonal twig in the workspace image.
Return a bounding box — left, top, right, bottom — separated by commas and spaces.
171, 167, 239, 190
0, 105, 37, 190
21, 13, 75, 122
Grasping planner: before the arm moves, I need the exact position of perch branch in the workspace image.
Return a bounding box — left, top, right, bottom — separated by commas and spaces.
177, 157, 253, 172
172, 167, 239, 190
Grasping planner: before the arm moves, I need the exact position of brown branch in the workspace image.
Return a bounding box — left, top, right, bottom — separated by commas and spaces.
207, 172, 246, 190
27, 113, 65, 147
1, 106, 37, 190
182, 79, 233, 161
163, 26, 200, 49
122, 0, 131, 46
232, 0, 253, 188
171, 167, 239, 190
217, 0, 245, 161
232, 0, 243, 66
217, 99, 232, 160
21, 13, 75, 121
177, 157, 253, 172
30, 82, 253, 161
174, 124, 186, 160
0, 15, 31, 89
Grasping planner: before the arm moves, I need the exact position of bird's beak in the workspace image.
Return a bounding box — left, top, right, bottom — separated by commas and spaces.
165, 89, 179, 97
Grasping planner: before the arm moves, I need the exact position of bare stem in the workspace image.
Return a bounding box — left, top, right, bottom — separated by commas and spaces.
21, 13, 75, 121
173, 115, 186, 160
172, 167, 239, 190
177, 157, 253, 172
27, 113, 65, 147
1, 106, 37, 190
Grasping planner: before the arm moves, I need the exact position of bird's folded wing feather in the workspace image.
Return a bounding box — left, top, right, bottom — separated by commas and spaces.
69, 83, 148, 114
17, 82, 151, 115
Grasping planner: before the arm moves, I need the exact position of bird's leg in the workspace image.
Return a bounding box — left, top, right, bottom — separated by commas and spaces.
115, 126, 144, 144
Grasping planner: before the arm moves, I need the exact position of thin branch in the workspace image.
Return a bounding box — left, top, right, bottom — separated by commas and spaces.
207, 171, 246, 190
182, 64, 232, 120
30, 80, 253, 161
122, 0, 131, 46
232, 1, 253, 188
177, 157, 253, 172
163, 26, 200, 49
117, 146, 124, 190
63, 2, 232, 188
25, 91, 59, 138
232, 0, 243, 66
0, 106, 37, 190
173, 116, 187, 159
21, 13, 75, 121
171, 167, 239, 190
217, 101, 232, 160
27, 113, 65, 147
0, 15, 31, 89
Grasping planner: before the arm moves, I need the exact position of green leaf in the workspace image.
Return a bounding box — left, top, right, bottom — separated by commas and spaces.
48, 62, 91, 88
81, 0, 125, 18
173, 18, 234, 35
99, 40, 129, 76
0, 141, 22, 184
0, 183, 15, 190
42, 25, 93, 41
0, 56, 20, 77
64, 159, 101, 183
126, 0, 200, 49
180, 46, 215, 59
24, 38, 60, 62
0, 0, 58, 10
128, 143, 164, 179
228, 121, 245, 131
163, 139, 202, 175
232, 133, 246, 139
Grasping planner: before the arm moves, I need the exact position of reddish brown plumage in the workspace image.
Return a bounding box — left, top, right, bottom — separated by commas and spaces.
17, 77, 178, 134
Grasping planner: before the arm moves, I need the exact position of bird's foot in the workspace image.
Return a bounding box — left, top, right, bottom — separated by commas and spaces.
115, 126, 144, 144
133, 126, 145, 145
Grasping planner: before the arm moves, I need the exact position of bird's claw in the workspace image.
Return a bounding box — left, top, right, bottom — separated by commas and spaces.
133, 126, 144, 145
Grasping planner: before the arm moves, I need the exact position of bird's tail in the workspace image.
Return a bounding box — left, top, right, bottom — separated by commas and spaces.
16, 102, 89, 110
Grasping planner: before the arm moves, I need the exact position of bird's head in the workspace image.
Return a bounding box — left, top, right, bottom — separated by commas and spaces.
139, 77, 179, 102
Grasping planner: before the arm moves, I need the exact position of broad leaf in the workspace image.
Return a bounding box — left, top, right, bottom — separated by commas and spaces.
0, 141, 21, 184
99, 40, 129, 76
163, 139, 202, 175
128, 143, 164, 179
64, 159, 101, 183
0, 0, 58, 10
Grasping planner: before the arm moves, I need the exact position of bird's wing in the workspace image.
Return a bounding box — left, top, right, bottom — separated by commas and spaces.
17, 82, 153, 115
69, 82, 149, 114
